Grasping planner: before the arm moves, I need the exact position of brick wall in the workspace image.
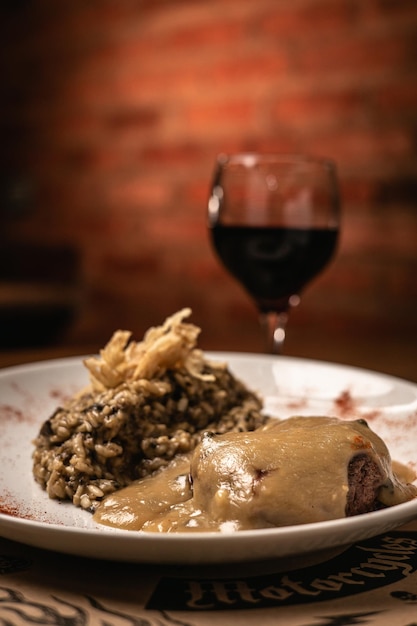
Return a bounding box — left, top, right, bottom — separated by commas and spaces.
1, 0, 417, 363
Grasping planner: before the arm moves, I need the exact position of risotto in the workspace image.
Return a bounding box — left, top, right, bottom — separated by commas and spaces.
32, 309, 267, 511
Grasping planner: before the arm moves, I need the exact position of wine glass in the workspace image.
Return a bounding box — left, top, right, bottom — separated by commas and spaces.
207, 153, 340, 354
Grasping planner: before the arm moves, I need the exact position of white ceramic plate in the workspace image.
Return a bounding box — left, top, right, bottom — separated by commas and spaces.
0, 353, 416, 564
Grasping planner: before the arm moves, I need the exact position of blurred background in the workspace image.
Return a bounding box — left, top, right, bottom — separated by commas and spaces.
0, 0, 416, 381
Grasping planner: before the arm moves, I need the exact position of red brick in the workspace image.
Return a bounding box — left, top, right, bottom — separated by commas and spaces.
146, 19, 247, 51
259, 1, 354, 38
307, 127, 412, 166
359, 0, 417, 22
339, 178, 379, 205
141, 144, 208, 168
374, 82, 417, 116
296, 34, 410, 75
270, 90, 364, 129
104, 107, 161, 131
181, 101, 260, 138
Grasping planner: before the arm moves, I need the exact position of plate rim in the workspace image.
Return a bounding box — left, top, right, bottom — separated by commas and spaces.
0, 351, 416, 563
0, 349, 416, 382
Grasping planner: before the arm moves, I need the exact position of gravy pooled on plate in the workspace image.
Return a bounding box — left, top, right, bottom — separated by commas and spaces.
93, 416, 417, 532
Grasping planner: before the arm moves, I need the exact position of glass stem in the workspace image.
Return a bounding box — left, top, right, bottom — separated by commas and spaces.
259, 310, 289, 355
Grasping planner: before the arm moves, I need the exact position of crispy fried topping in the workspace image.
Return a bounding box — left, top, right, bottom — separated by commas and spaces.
84, 308, 215, 392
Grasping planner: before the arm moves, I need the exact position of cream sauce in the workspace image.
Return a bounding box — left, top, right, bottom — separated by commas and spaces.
93, 416, 417, 532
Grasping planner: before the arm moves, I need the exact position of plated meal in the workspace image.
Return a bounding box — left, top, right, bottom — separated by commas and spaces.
31, 308, 417, 535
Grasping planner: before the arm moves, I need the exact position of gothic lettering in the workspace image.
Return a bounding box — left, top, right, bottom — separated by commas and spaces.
186, 580, 260, 609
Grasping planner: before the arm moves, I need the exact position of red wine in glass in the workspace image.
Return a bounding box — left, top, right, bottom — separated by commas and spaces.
208, 154, 340, 353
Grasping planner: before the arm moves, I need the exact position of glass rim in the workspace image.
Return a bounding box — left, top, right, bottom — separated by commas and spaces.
216, 152, 337, 171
